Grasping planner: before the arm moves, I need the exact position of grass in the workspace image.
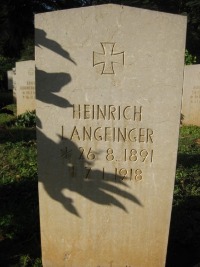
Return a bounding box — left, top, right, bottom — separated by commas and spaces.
0, 104, 16, 126
0, 105, 41, 267
166, 125, 200, 267
0, 105, 200, 266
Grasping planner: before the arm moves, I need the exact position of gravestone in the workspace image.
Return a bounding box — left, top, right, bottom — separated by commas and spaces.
182, 64, 200, 126
12, 68, 16, 103
35, 4, 186, 267
7, 70, 14, 90
15, 60, 35, 115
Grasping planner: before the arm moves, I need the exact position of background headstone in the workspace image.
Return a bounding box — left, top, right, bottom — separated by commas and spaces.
7, 70, 14, 91
15, 60, 35, 115
182, 64, 200, 126
12, 68, 16, 104
35, 4, 186, 267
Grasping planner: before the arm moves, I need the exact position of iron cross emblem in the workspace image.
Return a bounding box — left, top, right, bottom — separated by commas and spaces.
93, 42, 124, 74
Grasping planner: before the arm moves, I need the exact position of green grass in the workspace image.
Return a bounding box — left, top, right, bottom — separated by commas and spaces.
0, 111, 199, 267
174, 125, 200, 204
0, 104, 16, 126
0, 110, 40, 267
0, 141, 37, 184
166, 125, 200, 267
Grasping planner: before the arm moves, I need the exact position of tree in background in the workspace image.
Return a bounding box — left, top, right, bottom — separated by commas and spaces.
0, 0, 83, 88
0, 0, 33, 58
0, 0, 84, 58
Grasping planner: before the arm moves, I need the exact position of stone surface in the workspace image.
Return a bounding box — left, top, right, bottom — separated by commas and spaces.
35, 4, 186, 267
15, 60, 35, 115
7, 70, 14, 90
182, 64, 200, 126
12, 68, 16, 103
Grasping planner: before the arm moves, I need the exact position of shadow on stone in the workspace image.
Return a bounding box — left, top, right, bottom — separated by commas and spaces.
35, 28, 142, 217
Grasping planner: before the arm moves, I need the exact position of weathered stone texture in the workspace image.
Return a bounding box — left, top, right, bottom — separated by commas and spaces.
16, 60, 35, 115
35, 4, 186, 267
182, 64, 200, 126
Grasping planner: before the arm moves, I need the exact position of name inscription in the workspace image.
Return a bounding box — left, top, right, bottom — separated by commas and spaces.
20, 81, 35, 100
62, 103, 154, 181
73, 104, 142, 121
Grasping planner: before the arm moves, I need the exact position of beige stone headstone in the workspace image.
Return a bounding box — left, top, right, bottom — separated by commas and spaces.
15, 60, 35, 115
182, 64, 200, 126
12, 68, 16, 104
35, 4, 186, 267
7, 70, 13, 90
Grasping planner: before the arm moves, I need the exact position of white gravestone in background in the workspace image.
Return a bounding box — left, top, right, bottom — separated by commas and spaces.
12, 68, 16, 104
7, 70, 14, 91
182, 64, 200, 126
15, 60, 35, 115
35, 5, 186, 267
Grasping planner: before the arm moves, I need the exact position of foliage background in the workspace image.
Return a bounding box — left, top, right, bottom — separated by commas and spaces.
0, 0, 200, 88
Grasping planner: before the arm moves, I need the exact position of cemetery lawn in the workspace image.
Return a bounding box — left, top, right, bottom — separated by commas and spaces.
0, 106, 41, 267
0, 107, 200, 266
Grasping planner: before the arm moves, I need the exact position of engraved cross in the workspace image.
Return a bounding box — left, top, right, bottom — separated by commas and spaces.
93, 42, 124, 74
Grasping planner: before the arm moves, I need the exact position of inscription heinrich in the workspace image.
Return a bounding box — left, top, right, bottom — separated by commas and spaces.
93, 42, 124, 74
73, 104, 142, 121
